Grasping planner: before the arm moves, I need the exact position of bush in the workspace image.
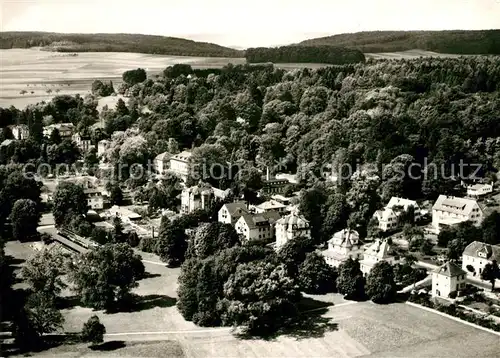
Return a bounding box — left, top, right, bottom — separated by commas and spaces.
138, 236, 157, 253
81, 315, 106, 345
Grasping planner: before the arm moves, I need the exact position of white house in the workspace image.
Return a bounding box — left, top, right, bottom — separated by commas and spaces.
467, 183, 493, 198
252, 200, 287, 215
72, 133, 92, 153
43, 123, 75, 138
180, 184, 231, 214
431, 262, 466, 298
235, 211, 281, 242
10, 124, 29, 140
322, 229, 363, 267
462, 241, 500, 277
218, 202, 249, 225
84, 188, 104, 210
154, 152, 171, 175
275, 210, 311, 250
360, 239, 395, 276
374, 197, 421, 232
431, 195, 483, 233
169, 150, 192, 180
97, 139, 110, 156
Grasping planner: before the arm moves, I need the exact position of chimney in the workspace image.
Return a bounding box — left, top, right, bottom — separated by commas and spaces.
266, 166, 270, 181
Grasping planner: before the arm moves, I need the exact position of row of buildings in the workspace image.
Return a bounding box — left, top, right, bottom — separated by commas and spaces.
373, 193, 490, 234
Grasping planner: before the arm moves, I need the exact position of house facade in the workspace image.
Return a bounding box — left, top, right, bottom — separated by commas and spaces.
97, 139, 110, 156
154, 152, 171, 175
169, 150, 192, 181
467, 183, 493, 198
322, 229, 363, 267
72, 133, 92, 153
252, 200, 287, 215
462, 241, 500, 277
431, 195, 483, 234
235, 211, 281, 242
360, 239, 395, 276
84, 188, 104, 210
432, 262, 466, 298
374, 197, 421, 232
43, 123, 75, 138
10, 124, 29, 140
181, 184, 213, 214
218, 202, 249, 225
275, 210, 311, 250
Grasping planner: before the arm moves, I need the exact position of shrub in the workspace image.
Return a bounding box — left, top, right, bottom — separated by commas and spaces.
81, 315, 106, 345
138, 236, 157, 253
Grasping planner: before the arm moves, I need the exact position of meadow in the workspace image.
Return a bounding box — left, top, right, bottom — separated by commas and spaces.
0, 48, 466, 109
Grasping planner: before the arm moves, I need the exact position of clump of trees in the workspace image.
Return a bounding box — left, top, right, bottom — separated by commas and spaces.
81, 315, 106, 347
91, 80, 114, 97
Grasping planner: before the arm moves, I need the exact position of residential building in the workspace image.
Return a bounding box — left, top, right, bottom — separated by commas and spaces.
0, 139, 15, 148
84, 188, 104, 210
360, 239, 395, 275
169, 150, 192, 180
271, 194, 293, 206
218, 202, 249, 225
431, 195, 483, 234
275, 210, 311, 250
106, 205, 142, 225
43, 123, 74, 138
462, 241, 500, 277
432, 262, 466, 298
235, 211, 281, 241
97, 139, 110, 156
181, 184, 231, 214
374, 197, 421, 232
467, 183, 493, 198
10, 124, 29, 140
72, 133, 92, 152
154, 151, 172, 175
261, 167, 290, 195
322, 229, 363, 267
252, 200, 287, 215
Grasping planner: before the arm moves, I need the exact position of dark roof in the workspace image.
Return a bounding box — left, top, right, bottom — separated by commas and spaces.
433, 262, 467, 277
240, 211, 281, 229
222, 202, 248, 217
463, 241, 500, 261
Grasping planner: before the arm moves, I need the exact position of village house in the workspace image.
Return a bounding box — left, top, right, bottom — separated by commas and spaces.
181, 184, 230, 214
462, 241, 500, 277
169, 150, 192, 181
252, 200, 287, 215
235, 211, 281, 242
322, 229, 363, 267
72, 132, 92, 153
9, 124, 29, 140
275, 210, 311, 250
43, 123, 75, 138
270, 194, 294, 206
106, 205, 142, 225
467, 182, 494, 198
359, 239, 395, 276
374, 197, 421, 232
431, 195, 483, 234
154, 151, 172, 175
97, 139, 110, 156
218, 202, 249, 225
84, 188, 104, 210
431, 262, 467, 298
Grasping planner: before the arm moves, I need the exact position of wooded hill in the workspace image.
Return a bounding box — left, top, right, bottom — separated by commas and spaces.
0, 32, 244, 58
299, 30, 500, 54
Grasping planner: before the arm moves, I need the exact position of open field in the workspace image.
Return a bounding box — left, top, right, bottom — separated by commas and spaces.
0, 49, 246, 108
1, 48, 471, 109
365, 50, 468, 60
5, 240, 500, 358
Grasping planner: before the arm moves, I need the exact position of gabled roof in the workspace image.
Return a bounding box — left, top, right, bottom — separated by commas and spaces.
155, 151, 171, 162
386, 197, 418, 210
432, 195, 479, 216
171, 150, 192, 162
255, 200, 286, 211
329, 229, 360, 248
463, 241, 500, 261
364, 239, 392, 259
221, 202, 248, 217
239, 211, 281, 230
433, 262, 466, 277
276, 210, 310, 229
1, 139, 15, 147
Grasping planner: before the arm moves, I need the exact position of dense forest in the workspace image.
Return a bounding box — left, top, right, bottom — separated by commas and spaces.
245, 45, 366, 65
299, 30, 500, 54
0, 32, 243, 58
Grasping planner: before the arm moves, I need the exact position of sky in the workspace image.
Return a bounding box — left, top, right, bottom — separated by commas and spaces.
1, 0, 500, 48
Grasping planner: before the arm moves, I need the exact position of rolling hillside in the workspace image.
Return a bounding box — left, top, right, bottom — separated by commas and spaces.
0, 32, 244, 58
299, 30, 500, 54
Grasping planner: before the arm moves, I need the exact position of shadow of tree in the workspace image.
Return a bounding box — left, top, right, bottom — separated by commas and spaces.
90, 340, 126, 351
138, 272, 161, 281
236, 298, 339, 341
56, 295, 81, 310
131, 294, 177, 312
